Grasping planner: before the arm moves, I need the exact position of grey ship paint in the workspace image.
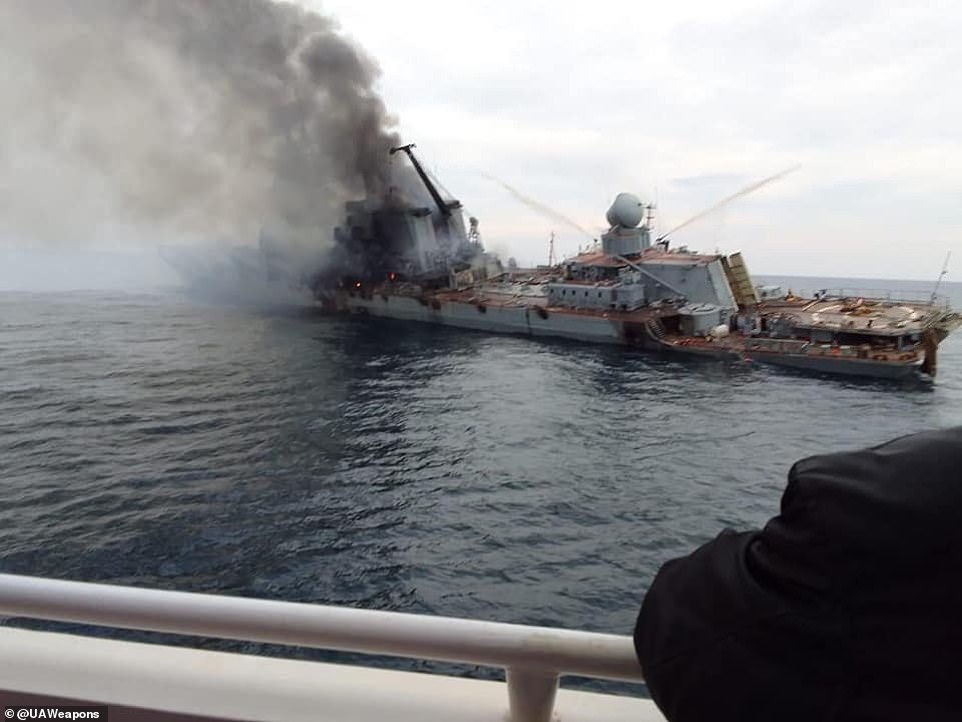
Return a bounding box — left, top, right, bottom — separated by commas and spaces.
316, 145, 960, 381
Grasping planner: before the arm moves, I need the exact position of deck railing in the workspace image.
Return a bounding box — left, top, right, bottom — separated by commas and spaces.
0, 573, 645, 722
798, 287, 950, 307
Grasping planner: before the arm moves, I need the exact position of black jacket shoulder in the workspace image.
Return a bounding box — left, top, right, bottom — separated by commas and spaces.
635, 428, 962, 722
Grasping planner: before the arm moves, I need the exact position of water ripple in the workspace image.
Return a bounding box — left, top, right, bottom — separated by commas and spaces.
1, 287, 961, 693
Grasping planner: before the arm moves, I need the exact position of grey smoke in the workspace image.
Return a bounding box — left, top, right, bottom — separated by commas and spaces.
659, 165, 802, 241
480, 174, 594, 241
0, 0, 405, 263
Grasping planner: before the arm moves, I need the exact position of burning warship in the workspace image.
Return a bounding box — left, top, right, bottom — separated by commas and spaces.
315, 144, 960, 380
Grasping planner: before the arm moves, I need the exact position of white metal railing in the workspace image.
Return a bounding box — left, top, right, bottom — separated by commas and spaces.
0, 574, 644, 722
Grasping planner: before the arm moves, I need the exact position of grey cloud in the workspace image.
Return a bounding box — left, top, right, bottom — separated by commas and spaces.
670, 173, 750, 189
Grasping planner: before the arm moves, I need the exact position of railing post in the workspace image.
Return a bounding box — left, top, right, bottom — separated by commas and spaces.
506, 667, 559, 722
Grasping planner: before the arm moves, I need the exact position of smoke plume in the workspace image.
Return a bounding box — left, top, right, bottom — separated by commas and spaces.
660, 165, 801, 241
0, 0, 403, 264
481, 174, 595, 241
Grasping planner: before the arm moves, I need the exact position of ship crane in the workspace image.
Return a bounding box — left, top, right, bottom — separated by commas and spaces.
389, 143, 452, 218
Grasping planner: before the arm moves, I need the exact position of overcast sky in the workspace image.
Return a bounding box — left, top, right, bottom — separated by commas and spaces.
308, 0, 960, 280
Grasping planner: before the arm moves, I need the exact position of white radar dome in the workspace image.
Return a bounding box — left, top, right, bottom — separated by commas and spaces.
606, 193, 644, 229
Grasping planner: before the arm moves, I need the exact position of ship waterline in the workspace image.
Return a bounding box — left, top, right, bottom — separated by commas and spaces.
328, 287, 938, 380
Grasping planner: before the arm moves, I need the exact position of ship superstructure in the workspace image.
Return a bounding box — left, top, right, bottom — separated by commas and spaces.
317, 145, 959, 380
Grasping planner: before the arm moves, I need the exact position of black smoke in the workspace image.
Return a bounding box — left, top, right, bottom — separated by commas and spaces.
0, 0, 406, 271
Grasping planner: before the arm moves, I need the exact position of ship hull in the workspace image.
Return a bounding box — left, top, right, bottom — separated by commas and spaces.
744, 349, 924, 379
935, 313, 962, 343
651, 338, 926, 380
331, 291, 933, 381
335, 293, 628, 345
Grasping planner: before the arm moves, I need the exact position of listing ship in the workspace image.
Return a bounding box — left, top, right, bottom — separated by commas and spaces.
317, 145, 959, 380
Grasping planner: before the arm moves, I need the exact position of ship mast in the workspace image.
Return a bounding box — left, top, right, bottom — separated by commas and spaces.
931, 251, 951, 303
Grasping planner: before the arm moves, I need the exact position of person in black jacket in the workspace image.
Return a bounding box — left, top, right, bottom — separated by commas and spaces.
634, 427, 962, 722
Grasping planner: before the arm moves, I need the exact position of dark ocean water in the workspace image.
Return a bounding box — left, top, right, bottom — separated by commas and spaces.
2, 276, 962, 693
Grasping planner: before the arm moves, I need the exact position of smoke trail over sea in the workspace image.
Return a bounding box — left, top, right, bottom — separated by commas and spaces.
482, 174, 595, 241
660, 165, 801, 240
0, 0, 401, 261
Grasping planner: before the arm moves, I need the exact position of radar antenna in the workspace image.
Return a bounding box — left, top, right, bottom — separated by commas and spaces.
645, 203, 656, 230
467, 216, 482, 247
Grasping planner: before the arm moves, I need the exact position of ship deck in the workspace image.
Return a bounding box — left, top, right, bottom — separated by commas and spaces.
656, 332, 926, 379
760, 297, 941, 336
